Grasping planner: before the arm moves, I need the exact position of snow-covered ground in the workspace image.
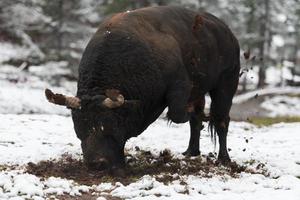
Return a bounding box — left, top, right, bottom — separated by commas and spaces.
0, 43, 31, 64
1, 64, 300, 199
0, 63, 75, 115
1, 114, 300, 199
261, 95, 300, 117
240, 64, 300, 90
233, 87, 300, 104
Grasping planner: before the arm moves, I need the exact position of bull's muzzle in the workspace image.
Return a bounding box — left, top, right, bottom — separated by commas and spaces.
87, 157, 110, 171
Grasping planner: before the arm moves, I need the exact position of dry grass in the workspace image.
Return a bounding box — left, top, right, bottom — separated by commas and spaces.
247, 116, 300, 127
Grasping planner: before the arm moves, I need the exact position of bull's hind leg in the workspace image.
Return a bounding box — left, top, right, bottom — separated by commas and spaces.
209, 68, 239, 165
183, 97, 205, 156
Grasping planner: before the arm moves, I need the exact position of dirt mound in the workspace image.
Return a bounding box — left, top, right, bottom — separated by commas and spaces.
26, 150, 262, 186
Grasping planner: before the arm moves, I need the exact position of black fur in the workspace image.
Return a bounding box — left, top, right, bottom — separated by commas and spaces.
72, 6, 240, 169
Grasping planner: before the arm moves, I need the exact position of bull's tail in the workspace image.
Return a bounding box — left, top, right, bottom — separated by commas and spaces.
208, 102, 217, 149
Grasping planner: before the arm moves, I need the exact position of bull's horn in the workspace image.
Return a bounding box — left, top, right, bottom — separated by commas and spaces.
102, 89, 125, 108
45, 88, 81, 109
102, 94, 125, 108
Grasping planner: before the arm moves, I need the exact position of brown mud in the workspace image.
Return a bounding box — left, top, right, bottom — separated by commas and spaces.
55, 193, 121, 200
26, 149, 266, 186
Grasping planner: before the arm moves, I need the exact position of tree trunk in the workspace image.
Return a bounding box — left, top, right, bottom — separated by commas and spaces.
242, 0, 256, 92
293, 28, 300, 66
257, 0, 270, 88
156, 0, 168, 5
136, 0, 151, 7
241, 76, 247, 92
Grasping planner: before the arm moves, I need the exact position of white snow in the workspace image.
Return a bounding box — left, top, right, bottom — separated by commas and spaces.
272, 35, 284, 47
239, 64, 300, 90
2, 4, 51, 27
0, 171, 90, 199
0, 43, 31, 63
233, 87, 300, 104
102, 173, 300, 200
266, 66, 289, 85
0, 85, 71, 115
44, 177, 89, 196
0, 114, 80, 165
0, 64, 75, 115
261, 95, 300, 117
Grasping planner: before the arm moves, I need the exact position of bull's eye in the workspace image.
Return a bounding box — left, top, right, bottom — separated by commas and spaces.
92, 127, 96, 134
99, 121, 105, 132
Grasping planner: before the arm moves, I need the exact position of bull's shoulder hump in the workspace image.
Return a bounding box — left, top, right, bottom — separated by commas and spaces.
201, 12, 232, 31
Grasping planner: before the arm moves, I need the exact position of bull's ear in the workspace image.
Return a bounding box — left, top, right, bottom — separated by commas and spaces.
122, 100, 141, 112
124, 100, 140, 106
102, 89, 141, 109
101, 89, 124, 109
105, 89, 121, 101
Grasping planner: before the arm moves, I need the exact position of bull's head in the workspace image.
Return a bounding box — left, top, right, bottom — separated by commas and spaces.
45, 88, 137, 171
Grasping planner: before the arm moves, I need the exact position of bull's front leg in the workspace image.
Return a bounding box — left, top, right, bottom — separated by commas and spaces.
166, 81, 192, 124
183, 97, 206, 156
183, 112, 203, 156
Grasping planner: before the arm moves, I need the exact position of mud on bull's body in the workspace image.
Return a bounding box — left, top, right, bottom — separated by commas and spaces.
45, 6, 240, 171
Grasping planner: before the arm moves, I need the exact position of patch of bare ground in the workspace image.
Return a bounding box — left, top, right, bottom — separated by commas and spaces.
0, 164, 18, 171
26, 150, 268, 187
54, 193, 121, 200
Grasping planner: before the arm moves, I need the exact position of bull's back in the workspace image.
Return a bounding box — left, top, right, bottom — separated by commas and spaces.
102, 6, 239, 91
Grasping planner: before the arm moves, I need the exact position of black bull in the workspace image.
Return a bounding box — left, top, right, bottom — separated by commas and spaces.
45, 6, 240, 171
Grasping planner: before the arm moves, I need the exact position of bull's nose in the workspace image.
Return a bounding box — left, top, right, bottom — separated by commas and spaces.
88, 158, 109, 170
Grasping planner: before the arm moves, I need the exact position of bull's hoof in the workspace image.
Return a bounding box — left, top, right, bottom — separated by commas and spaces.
216, 155, 231, 166
183, 149, 200, 157
111, 167, 125, 177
